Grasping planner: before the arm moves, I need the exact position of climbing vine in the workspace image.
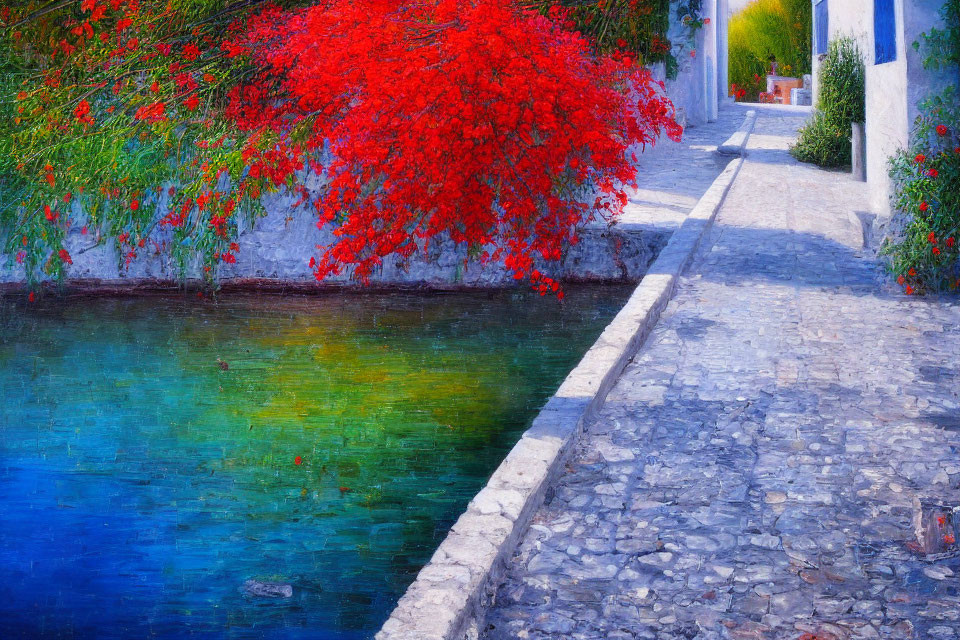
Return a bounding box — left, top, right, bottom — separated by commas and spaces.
1, 0, 682, 297
0, 0, 302, 286
885, 0, 960, 294
525, 0, 706, 79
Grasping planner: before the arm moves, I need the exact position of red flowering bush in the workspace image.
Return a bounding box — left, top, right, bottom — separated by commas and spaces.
887, 109, 960, 293
1, 0, 680, 294
885, 1, 960, 294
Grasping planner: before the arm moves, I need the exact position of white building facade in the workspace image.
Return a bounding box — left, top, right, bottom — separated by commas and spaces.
811, 0, 953, 214
657, 0, 731, 128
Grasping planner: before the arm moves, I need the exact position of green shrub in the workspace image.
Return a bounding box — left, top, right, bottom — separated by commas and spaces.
524, 0, 705, 78
884, 0, 960, 295
791, 37, 865, 167
728, 0, 811, 101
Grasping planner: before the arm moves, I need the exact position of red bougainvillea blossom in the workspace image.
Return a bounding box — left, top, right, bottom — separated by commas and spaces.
3, 0, 680, 293
228, 0, 681, 290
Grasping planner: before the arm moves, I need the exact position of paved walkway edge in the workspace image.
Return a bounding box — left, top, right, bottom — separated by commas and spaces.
375, 128, 751, 640
717, 109, 757, 155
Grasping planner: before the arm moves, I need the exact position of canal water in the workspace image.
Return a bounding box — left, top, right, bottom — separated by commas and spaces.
0, 287, 631, 639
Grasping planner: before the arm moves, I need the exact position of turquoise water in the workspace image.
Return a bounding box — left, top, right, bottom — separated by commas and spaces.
0, 287, 630, 639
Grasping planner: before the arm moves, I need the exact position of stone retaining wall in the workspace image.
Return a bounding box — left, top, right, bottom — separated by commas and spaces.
1, 186, 669, 291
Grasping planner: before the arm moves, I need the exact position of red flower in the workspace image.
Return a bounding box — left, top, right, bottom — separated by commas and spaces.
928, 232, 937, 244
182, 43, 201, 61
948, 237, 956, 248
222, 253, 236, 264
28, 292, 35, 302
908, 268, 917, 276
955, 147, 960, 154
74, 99, 93, 124
150, 80, 159, 93
130, 199, 139, 211
915, 154, 926, 164
897, 275, 905, 285
184, 94, 200, 111
933, 246, 941, 256
919, 201, 928, 212
939, 515, 947, 527
937, 124, 948, 136
134, 101, 166, 122
905, 285, 914, 295
946, 534, 956, 545
58, 248, 73, 264
294, 456, 302, 465
44, 205, 58, 222
928, 168, 939, 178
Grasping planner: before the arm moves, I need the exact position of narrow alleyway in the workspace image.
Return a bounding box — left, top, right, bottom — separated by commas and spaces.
480, 106, 960, 640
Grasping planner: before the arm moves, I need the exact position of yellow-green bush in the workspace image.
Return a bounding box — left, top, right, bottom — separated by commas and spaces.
728, 0, 811, 101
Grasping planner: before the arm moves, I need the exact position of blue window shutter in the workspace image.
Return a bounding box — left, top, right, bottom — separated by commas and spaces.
815, 1, 829, 55
875, 0, 897, 64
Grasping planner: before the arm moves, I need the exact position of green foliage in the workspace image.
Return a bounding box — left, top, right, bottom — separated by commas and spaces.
525, 0, 705, 75
791, 37, 865, 168
0, 1, 308, 286
728, 0, 811, 101
525, 0, 669, 60
884, 0, 960, 295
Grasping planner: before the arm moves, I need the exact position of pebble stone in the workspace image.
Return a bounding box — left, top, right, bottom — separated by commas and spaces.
478, 105, 960, 640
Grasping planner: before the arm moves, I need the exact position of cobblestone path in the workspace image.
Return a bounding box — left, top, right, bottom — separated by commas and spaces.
616, 104, 747, 235
480, 106, 960, 639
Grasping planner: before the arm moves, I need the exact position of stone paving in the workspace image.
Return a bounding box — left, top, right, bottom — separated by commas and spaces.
614, 104, 748, 236
479, 105, 960, 639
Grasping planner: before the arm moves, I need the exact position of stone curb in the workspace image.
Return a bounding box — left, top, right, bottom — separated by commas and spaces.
717, 109, 758, 156
374, 118, 754, 640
